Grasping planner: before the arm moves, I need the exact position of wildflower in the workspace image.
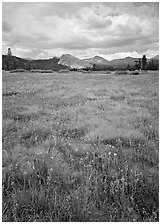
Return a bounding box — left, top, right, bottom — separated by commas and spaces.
11, 181, 14, 186
128, 207, 133, 213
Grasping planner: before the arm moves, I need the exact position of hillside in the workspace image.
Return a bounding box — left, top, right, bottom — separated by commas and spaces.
147, 55, 159, 63
2, 55, 67, 71
152, 55, 159, 60
147, 55, 159, 70
58, 54, 93, 69
110, 57, 138, 68
30, 57, 67, 70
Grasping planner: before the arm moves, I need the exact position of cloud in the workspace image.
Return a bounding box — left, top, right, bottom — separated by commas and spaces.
76, 6, 112, 30
2, 2, 159, 59
2, 21, 12, 32
87, 16, 112, 29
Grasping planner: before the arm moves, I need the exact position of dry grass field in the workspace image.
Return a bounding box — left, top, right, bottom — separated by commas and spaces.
2, 70, 159, 221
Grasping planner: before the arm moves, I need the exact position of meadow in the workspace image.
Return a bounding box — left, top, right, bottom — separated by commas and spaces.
2, 70, 159, 221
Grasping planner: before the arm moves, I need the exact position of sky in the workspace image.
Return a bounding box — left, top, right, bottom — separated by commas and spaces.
2, 2, 159, 60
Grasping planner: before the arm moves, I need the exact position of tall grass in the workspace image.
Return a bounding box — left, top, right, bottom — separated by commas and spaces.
2, 70, 159, 221
2, 136, 159, 221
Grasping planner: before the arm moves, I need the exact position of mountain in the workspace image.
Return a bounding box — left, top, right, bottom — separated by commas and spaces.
84, 56, 138, 67
2, 54, 159, 71
83, 56, 110, 65
2, 55, 67, 71
58, 54, 93, 69
83, 56, 139, 69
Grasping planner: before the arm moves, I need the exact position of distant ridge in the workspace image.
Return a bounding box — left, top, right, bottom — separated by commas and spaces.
147, 55, 159, 69
109, 56, 138, 67
84, 55, 139, 65
83, 56, 110, 65
83, 55, 159, 69
152, 55, 159, 60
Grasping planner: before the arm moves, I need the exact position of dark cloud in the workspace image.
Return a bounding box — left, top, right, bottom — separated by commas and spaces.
108, 12, 121, 17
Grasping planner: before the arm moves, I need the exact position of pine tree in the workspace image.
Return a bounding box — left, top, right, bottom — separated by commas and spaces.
7, 48, 12, 57
127, 64, 130, 70
93, 64, 96, 71
139, 58, 141, 70
7, 48, 12, 70
142, 55, 147, 70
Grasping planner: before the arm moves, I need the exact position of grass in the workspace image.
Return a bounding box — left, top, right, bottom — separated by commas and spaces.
2, 70, 159, 221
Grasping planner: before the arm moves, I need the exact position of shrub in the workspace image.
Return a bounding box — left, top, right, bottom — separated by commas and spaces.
132, 70, 140, 75
30, 69, 53, 73
10, 69, 27, 73
115, 71, 127, 75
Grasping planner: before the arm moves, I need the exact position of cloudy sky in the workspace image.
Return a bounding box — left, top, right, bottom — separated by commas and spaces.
2, 2, 159, 60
